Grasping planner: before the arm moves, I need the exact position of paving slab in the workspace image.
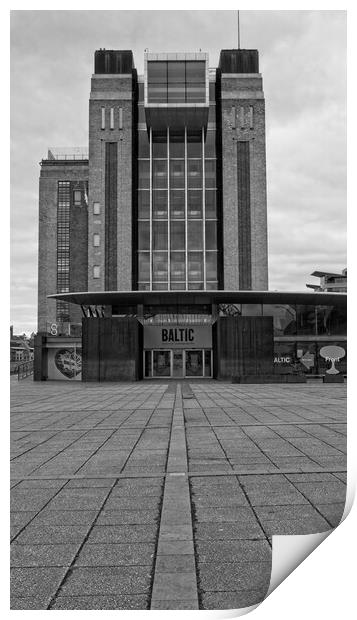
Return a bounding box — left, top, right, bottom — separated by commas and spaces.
11, 380, 346, 611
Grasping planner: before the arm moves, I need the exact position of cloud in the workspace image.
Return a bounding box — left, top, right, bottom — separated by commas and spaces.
10, 10, 346, 333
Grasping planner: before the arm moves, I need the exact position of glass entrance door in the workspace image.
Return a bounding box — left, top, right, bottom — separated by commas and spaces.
185, 350, 203, 377
172, 350, 184, 378
153, 350, 171, 377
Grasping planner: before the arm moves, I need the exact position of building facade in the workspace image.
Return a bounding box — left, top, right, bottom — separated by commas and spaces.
36, 48, 346, 382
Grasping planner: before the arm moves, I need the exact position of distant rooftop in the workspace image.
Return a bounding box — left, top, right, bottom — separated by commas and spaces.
46, 147, 89, 161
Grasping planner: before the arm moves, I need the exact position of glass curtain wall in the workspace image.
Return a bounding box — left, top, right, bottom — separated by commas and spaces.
137, 127, 218, 290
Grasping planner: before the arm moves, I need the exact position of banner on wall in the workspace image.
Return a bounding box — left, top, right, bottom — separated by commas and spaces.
47, 346, 82, 380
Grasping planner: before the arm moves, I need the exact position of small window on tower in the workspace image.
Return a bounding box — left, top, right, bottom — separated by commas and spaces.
93, 234, 100, 247
101, 107, 105, 130
93, 265, 100, 278
73, 190, 82, 206
93, 202, 101, 215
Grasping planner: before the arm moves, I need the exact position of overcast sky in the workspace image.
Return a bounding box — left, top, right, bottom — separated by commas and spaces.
10, 10, 346, 334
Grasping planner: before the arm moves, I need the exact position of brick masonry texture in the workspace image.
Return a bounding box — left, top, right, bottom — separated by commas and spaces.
88, 75, 133, 292
38, 163, 89, 332
220, 75, 268, 290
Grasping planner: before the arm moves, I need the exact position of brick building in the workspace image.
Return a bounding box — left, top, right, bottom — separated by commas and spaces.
36, 48, 346, 381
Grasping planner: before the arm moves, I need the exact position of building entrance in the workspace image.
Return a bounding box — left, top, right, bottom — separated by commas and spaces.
144, 349, 212, 378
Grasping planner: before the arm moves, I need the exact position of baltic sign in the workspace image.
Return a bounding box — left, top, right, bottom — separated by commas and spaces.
144, 325, 212, 349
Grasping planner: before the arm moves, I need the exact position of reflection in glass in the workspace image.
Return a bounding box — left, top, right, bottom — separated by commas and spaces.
152, 191, 167, 219
153, 350, 171, 377
170, 160, 185, 188
138, 252, 150, 281
206, 252, 217, 280
138, 160, 150, 189
187, 132, 202, 158
188, 251, 203, 281
153, 252, 168, 282
170, 221, 185, 251
169, 133, 185, 158
152, 133, 167, 158
153, 221, 168, 250
188, 221, 203, 250
153, 160, 167, 189
205, 221, 217, 250
138, 191, 150, 219
188, 191, 202, 218
138, 131, 150, 158
263, 304, 296, 336
205, 191, 216, 219
205, 160, 216, 188
205, 131, 216, 157
188, 160, 202, 188
138, 221, 150, 250
170, 252, 185, 281
186, 350, 203, 376
170, 190, 185, 219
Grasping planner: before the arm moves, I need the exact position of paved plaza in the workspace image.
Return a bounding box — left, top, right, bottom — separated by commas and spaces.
10, 379, 347, 610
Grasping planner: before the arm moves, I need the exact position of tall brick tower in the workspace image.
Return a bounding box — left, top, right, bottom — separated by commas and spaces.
217, 49, 268, 290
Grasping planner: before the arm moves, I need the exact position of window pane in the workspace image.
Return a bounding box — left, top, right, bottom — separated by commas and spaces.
206, 251, 217, 280
188, 252, 203, 281
205, 190, 216, 218
138, 252, 150, 280
138, 191, 150, 219
170, 160, 185, 189
138, 221, 150, 250
138, 131, 150, 158
153, 252, 168, 282
170, 190, 185, 219
147, 84, 167, 103
205, 131, 216, 157
205, 160, 216, 188
205, 221, 217, 250
263, 304, 296, 336
187, 132, 202, 157
168, 84, 186, 103
187, 190, 202, 218
152, 190, 167, 219
168, 61, 185, 82
148, 61, 167, 83
153, 221, 168, 250
170, 252, 185, 281
187, 221, 203, 250
152, 133, 167, 158
153, 160, 167, 189
169, 132, 185, 158
186, 61, 205, 82
138, 160, 150, 189
186, 83, 206, 103
208, 105, 216, 123
209, 82, 216, 102
170, 221, 185, 251
188, 159, 202, 188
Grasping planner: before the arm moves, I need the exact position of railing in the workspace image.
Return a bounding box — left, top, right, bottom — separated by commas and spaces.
17, 361, 34, 381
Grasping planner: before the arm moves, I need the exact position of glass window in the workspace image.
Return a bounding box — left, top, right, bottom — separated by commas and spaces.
296, 342, 317, 375
153, 160, 167, 189
205, 131, 216, 158
93, 202, 101, 215
93, 265, 100, 279
152, 133, 167, 158
186, 350, 203, 377
170, 160, 185, 188
138, 160, 150, 189
205, 160, 216, 188
170, 190, 185, 219
296, 305, 318, 336
138, 252, 150, 281
188, 281, 204, 290
148, 61, 167, 83
186, 83, 206, 103
188, 251, 203, 280
186, 61, 205, 82
188, 221, 203, 250
138, 82, 144, 102
208, 105, 216, 123
209, 82, 216, 102
138, 191, 150, 219
73, 190, 82, 206
148, 84, 167, 103
241, 304, 263, 316
206, 251, 217, 280
188, 190, 202, 218
188, 160, 202, 188
138, 131, 150, 158
263, 304, 296, 336
205, 191, 216, 218
168, 84, 186, 103
317, 341, 347, 375
170, 282, 186, 291
138, 221, 150, 250
273, 342, 297, 375
153, 221, 168, 250
153, 350, 171, 376
93, 234, 100, 247
204, 350, 212, 376
152, 191, 167, 219
187, 132, 202, 157
205, 221, 217, 250
170, 252, 185, 281
169, 132, 185, 158
168, 61, 185, 82
170, 221, 185, 251
206, 281, 218, 290
153, 252, 168, 282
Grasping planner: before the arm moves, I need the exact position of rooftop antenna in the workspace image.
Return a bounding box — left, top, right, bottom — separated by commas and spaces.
237, 10, 241, 49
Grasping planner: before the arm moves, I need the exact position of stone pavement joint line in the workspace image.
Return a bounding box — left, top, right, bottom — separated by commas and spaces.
150, 384, 199, 610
